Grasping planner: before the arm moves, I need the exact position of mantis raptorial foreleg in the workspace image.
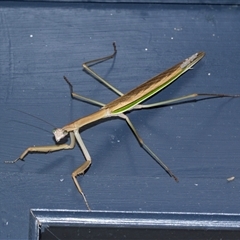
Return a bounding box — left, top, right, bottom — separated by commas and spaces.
5, 128, 91, 209
5, 132, 76, 164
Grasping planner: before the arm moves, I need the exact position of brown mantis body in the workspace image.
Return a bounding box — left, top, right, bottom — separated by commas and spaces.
5, 43, 240, 210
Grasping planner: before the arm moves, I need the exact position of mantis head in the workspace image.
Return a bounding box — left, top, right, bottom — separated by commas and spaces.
53, 128, 68, 142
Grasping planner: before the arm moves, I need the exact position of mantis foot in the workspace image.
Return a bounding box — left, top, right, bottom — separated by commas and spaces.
4, 158, 21, 164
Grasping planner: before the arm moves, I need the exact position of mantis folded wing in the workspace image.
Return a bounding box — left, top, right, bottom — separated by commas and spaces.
5, 43, 240, 210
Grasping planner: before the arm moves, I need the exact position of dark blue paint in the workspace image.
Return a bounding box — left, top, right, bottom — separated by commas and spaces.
1, 2, 240, 239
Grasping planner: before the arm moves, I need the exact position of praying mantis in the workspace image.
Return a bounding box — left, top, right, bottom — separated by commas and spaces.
5, 42, 240, 210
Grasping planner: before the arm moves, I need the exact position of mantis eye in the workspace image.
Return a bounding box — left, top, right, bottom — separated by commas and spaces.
53, 128, 68, 142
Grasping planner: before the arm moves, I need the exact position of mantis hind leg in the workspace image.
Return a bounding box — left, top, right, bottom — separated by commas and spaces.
134, 93, 240, 110
119, 113, 178, 182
